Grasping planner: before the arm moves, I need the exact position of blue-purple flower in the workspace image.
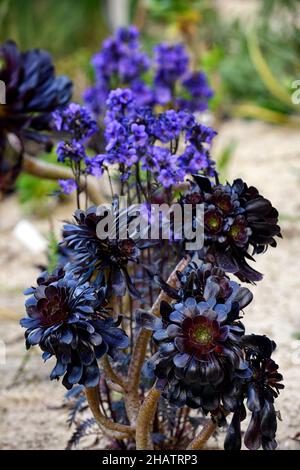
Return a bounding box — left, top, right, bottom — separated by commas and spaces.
58, 178, 77, 195
53, 103, 98, 142
84, 26, 213, 118
102, 88, 216, 187
84, 26, 150, 116
178, 71, 214, 112
56, 140, 85, 163
84, 155, 105, 178
154, 43, 189, 105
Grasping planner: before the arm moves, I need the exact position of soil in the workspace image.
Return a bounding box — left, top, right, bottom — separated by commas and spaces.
0, 119, 300, 450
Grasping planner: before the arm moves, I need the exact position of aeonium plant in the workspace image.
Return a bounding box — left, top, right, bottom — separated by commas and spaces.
0, 40, 72, 194
20, 27, 283, 451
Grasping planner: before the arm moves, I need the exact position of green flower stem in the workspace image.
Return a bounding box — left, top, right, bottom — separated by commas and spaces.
125, 257, 190, 425
85, 386, 135, 438
136, 387, 161, 450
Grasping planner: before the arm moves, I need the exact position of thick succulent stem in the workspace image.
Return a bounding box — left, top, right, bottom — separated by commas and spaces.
125, 329, 152, 424
85, 386, 135, 438
187, 419, 217, 450
136, 387, 161, 450
23, 154, 104, 205
101, 356, 126, 390
125, 257, 190, 425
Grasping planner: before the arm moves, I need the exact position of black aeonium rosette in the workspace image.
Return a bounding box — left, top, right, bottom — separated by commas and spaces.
0, 40, 72, 192
181, 175, 281, 282
139, 259, 253, 411
62, 205, 146, 298
225, 335, 284, 450
20, 271, 129, 389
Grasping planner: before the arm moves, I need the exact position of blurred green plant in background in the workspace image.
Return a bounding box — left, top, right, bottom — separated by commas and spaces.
145, 0, 300, 124
0, 0, 110, 98
0, 0, 107, 57
15, 149, 60, 216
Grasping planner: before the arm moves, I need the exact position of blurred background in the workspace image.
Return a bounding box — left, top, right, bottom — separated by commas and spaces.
1, 0, 300, 450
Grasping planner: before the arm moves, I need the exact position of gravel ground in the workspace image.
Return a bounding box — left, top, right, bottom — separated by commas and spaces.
0, 119, 300, 450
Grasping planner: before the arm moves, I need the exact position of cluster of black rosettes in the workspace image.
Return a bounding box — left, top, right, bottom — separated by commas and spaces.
20, 270, 128, 389
142, 260, 284, 449
180, 175, 282, 282
62, 206, 143, 297
142, 261, 252, 406
0, 40, 72, 193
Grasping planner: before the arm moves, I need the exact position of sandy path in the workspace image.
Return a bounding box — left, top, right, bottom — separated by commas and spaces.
0, 119, 300, 449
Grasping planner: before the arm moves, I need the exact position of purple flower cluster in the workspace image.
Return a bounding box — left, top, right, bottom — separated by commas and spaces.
94, 26, 150, 83
145, 147, 181, 188
84, 26, 213, 118
53, 103, 98, 142
52, 104, 103, 194
153, 43, 188, 105
178, 71, 214, 112
53, 103, 99, 167
56, 140, 85, 164
84, 26, 151, 116
179, 123, 217, 175
58, 178, 77, 195
101, 88, 216, 186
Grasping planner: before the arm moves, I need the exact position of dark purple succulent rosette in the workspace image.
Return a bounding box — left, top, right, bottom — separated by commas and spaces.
24, 267, 65, 295
20, 272, 129, 390
155, 257, 253, 307
181, 175, 282, 282
225, 335, 284, 450
0, 40, 72, 192
139, 261, 253, 411
62, 206, 143, 298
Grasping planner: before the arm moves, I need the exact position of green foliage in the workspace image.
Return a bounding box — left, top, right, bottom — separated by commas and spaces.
216, 142, 236, 182
147, 0, 202, 17
292, 329, 300, 342
16, 149, 60, 216
47, 231, 59, 273
0, 0, 108, 58
16, 172, 58, 216
203, 2, 300, 119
